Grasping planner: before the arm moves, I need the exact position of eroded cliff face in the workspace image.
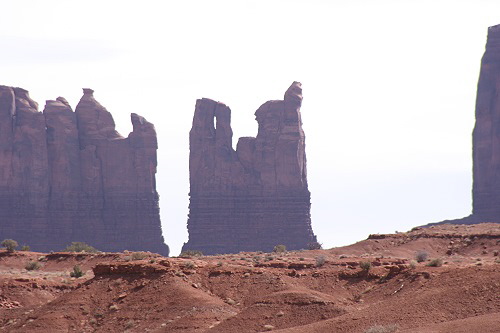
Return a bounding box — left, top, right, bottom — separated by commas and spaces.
472, 24, 500, 220
183, 82, 317, 254
0, 87, 169, 256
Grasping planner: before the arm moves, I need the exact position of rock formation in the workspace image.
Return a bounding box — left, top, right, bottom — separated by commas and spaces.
183, 82, 317, 254
0, 87, 169, 255
431, 24, 500, 225
471, 24, 500, 221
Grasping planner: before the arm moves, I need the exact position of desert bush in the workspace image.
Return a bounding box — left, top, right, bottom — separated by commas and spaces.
360, 260, 372, 271
70, 265, 85, 278
64, 242, 98, 253
184, 261, 196, 269
20, 245, 30, 251
125, 320, 134, 329
273, 245, 287, 253
427, 258, 443, 267
25, 261, 41, 271
1, 239, 18, 252
364, 324, 399, 333
315, 255, 326, 267
409, 260, 417, 269
179, 250, 203, 258
131, 252, 148, 260
415, 250, 428, 263
307, 241, 323, 250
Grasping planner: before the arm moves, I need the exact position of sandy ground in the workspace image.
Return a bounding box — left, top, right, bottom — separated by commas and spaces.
0, 223, 498, 332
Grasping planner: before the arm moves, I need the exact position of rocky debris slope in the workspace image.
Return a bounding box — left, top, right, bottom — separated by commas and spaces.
0, 223, 498, 332
0, 87, 168, 255
183, 82, 317, 254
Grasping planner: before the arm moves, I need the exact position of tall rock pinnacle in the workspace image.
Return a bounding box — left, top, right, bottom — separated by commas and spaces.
430, 24, 500, 226
183, 82, 317, 254
471, 24, 500, 220
0, 87, 169, 255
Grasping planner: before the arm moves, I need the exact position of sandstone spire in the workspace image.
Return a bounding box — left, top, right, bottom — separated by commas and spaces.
183, 82, 317, 254
0, 87, 169, 255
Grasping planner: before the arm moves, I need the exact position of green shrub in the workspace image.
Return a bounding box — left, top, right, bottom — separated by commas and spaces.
64, 242, 98, 253
315, 255, 326, 267
25, 261, 41, 271
427, 258, 443, 267
360, 261, 372, 271
20, 245, 30, 251
1, 239, 18, 252
179, 250, 203, 258
131, 252, 148, 260
415, 250, 428, 263
184, 261, 196, 269
70, 265, 84, 278
273, 245, 287, 253
364, 324, 399, 333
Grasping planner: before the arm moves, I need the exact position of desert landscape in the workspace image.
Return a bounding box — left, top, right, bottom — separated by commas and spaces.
2, 2, 500, 333
0, 223, 499, 332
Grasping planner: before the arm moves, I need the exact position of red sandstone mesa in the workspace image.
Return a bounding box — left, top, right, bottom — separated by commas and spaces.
0, 87, 169, 255
183, 82, 317, 254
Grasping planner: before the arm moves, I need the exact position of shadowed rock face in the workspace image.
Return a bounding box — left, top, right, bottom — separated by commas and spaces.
0, 87, 169, 255
472, 24, 500, 220
183, 82, 317, 254
429, 24, 500, 226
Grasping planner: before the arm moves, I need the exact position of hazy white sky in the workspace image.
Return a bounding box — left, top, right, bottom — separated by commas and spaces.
1, 0, 500, 255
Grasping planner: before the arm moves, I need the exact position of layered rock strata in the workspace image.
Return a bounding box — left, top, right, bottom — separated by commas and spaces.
0, 87, 169, 255
183, 82, 317, 254
471, 24, 500, 220
431, 24, 500, 225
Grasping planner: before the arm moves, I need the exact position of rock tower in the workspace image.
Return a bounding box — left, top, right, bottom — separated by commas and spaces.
471, 24, 500, 220
183, 82, 317, 254
0, 87, 169, 255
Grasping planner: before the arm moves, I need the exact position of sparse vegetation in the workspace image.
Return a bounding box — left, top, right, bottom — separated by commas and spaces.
315, 255, 326, 267
409, 260, 417, 269
415, 250, 428, 263
70, 265, 84, 278
184, 261, 196, 269
1, 239, 18, 252
131, 252, 148, 260
360, 260, 372, 272
307, 241, 323, 250
427, 258, 443, 267
364, 324, 399, 333
124, 320, 134, 329
25, 261, 41, 271
64, 242, 98, 253
273, 244, 287, 253
20, 245, 30, 251
179, 250, 203, 258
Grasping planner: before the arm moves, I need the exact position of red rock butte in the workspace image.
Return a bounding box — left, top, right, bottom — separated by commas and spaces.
183, 82, 317, 254
433, 24, 500, 225
0, 87, 169, 256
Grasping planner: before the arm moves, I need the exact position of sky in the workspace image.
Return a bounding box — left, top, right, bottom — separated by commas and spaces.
1, 0, 500, 255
